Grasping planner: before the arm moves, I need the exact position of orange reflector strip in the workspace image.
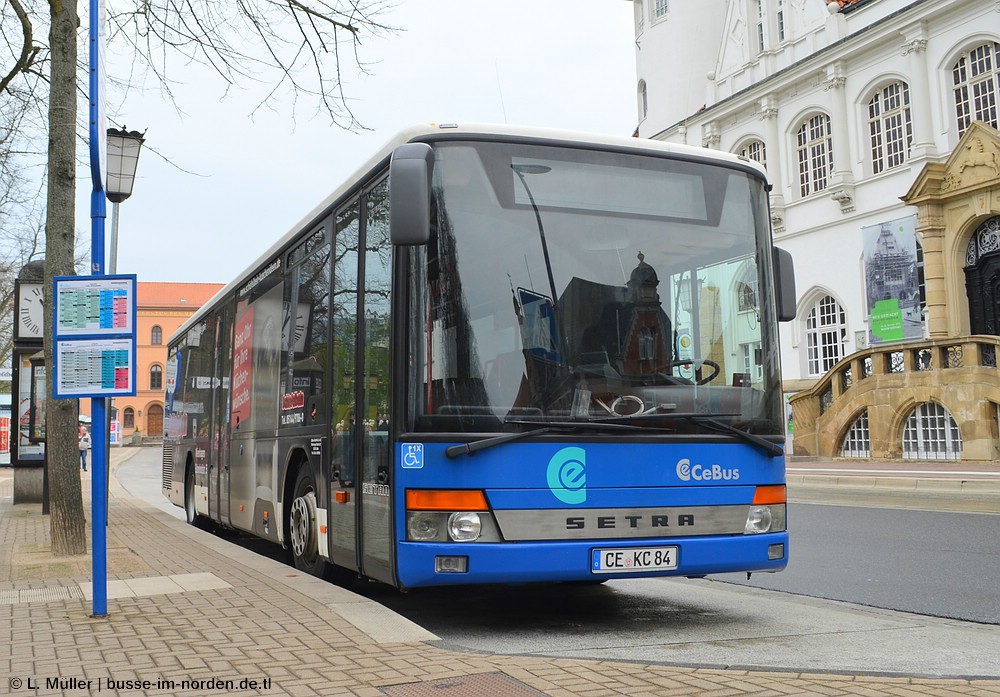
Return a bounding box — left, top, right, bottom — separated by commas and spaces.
335, 491, 350, 504
263, 511, 268, 518
406, 489, 488, 511
753, 485, 786, 505
239, 504, 245, 511
320, 525, 327, 534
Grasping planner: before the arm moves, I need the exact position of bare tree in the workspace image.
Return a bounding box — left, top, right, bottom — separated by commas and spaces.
44, 0, 86, 555
0, 79, 46, 390
1, 0, 393, 555
108, 0, 395, 126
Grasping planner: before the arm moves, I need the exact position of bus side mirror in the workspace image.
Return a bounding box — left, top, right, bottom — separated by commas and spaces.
773, 247, 796, 322
389, 143, 434, 245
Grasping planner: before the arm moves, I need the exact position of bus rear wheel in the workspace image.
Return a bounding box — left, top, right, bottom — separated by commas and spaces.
185, 466, 211, 530
289, 469, 325, 576
184, 466, 198, 525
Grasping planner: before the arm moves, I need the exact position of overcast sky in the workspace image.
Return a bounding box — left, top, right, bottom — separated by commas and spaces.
82, 1, 638, 285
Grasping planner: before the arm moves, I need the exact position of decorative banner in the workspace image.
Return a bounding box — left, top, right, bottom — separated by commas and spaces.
231, 306, 255, 429
863, 215, 921, 345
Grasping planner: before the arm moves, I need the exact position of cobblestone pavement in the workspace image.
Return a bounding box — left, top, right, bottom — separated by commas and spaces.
1, 452, 998, 696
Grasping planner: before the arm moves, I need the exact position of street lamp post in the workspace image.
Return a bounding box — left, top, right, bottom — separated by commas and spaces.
103, 126, 145, 443
511, 164, 557, 304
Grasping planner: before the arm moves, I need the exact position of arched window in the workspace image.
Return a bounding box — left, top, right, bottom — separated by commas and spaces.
868, 81, 912, 174
738, 139, 767, 170
841, 410, 871, 458
123, 407, 135, 429
737, 281, 757, 312
150, 364, 163, 391
902, 402, 962, 460
796, 114, 833, 196
736, 261, 759, 313
952, 42, 999, 135
638, 327, 655, 361
151, 325, 163, 345
805, 295, 846, 376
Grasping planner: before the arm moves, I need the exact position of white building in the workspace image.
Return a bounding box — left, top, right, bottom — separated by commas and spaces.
630, 0, 1000, 459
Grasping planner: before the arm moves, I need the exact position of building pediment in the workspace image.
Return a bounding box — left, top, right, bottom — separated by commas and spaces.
904, 121, 1000, 203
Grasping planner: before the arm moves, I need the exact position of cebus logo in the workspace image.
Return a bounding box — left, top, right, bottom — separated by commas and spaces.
676, 458, 740, 482
547, 447, 587, 504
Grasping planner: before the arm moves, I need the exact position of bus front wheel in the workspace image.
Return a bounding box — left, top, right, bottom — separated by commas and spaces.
289, 469, 324, 576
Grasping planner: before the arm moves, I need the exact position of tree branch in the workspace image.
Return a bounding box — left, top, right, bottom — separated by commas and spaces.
0, 0, 42, 96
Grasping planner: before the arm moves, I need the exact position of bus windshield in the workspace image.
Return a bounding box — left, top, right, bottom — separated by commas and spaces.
408, 140, 783, 436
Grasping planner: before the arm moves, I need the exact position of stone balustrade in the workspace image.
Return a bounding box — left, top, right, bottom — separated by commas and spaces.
789, 335, 1000, 461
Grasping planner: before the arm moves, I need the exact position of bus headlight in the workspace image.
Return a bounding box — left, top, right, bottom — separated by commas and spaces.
745, 504, 786, 534
407, 511, 443, 541
447, 512, 482, 542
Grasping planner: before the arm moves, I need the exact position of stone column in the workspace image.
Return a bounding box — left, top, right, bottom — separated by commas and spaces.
824, 62, 855, 214
915, 206, 948, 337
760, 96, 786, 232
901, 23, 935, 160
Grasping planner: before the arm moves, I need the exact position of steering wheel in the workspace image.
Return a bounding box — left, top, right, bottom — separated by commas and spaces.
657, 359, 721, 386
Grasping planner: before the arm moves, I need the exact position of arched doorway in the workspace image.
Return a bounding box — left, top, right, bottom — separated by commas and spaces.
146, 404, 164, 437
964, 216, 1000, 335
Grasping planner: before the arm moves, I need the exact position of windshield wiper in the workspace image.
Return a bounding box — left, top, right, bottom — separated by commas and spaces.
683, 415, 784, 458
592, 412, 784, 458
444, 416, 783, 459
444, 420, 649, 459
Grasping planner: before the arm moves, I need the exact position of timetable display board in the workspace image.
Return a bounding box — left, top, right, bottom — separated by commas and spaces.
54, 275, 135, 336
52, 275, 137, 398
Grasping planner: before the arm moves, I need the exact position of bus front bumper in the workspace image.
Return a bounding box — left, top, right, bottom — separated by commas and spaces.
395, 532, 788, 588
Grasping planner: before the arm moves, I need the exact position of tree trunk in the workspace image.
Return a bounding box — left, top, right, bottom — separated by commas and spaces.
45, 0, 86, 556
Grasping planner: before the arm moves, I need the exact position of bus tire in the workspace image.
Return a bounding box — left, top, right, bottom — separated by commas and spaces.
288, 468, 326, 577
184, 465, 206, 529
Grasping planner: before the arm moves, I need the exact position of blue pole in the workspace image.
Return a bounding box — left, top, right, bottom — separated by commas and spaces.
88, 0, 108, 617
89, 190, 107, 618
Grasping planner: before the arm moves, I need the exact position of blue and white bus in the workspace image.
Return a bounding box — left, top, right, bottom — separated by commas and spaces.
162, 123, 796, 588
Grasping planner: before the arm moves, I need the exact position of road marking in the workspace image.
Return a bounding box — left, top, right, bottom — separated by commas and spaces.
789, 467, 1000, 478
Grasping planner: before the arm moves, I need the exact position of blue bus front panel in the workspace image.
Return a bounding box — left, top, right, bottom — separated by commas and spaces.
394, 440, 788, 588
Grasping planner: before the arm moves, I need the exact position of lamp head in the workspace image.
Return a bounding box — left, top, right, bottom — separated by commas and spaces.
106, 126, 146, 203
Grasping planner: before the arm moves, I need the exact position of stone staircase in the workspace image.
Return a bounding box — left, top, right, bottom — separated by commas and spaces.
789, 335, 1000, 461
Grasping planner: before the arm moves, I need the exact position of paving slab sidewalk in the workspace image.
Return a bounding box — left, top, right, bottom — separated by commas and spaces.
1, 452, 998, 696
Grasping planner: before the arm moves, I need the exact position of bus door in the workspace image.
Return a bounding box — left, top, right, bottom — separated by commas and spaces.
327, 181, 395, 585
328, 198, 361, 573
210, 302, 234, 527
184, 318, 217, 521
358, 179, 393, 584
229, 273, 283, 535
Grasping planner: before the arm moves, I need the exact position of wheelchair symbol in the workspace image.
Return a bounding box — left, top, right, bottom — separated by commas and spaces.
401, 443, 424, 469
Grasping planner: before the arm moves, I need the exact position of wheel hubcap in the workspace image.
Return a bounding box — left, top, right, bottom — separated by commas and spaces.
186, 476, 195, 522
289, 490, 317, 559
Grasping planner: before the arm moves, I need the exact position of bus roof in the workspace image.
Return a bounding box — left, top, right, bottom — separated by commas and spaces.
170, 122, 766, 343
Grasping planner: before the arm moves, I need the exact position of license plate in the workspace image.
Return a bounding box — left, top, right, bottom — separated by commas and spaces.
591, 546, 678, 574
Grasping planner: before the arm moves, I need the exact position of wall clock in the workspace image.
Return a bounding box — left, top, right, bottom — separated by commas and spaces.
15, 281, 44, 340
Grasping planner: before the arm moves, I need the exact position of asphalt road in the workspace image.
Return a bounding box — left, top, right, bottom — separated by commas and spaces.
115, 448, 1000, 677
712, 501, 1000, 624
